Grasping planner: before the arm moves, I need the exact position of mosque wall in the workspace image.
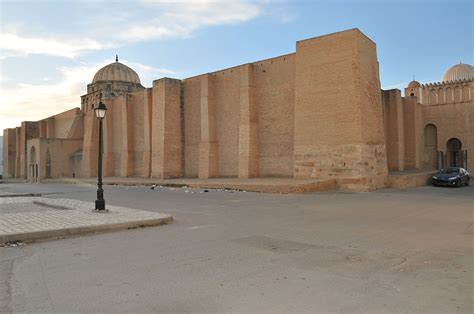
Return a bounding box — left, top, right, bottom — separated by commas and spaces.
142, 89, 153, 178
212, 67, 241, 178
421, 101, 474, 172
49, 108, 82, 138
381, 89, 405, 171
182, 77, 201, 178
151, 78, 183, 179
15, 122, 39, 179
111, 94, 124, 175
129, 91, 146, 177
384, 80, 473, 174
237, 64, 259, 179
82, 105, 99, 177
4, 28, 472, 191
402, 97, 423, 170
421, 81, 472, 105
293, 29, 387, 191
26, 138, 83, 180
2, 128, 16, 178
254, 54, 295, 177
178, 53, 296, 180
197, 74, 218, 179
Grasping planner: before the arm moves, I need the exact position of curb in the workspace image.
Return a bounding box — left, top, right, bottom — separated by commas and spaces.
0, 193, 42, 198
0, 215, 173, 245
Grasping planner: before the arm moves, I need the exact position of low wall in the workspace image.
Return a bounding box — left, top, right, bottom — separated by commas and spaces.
386, 171, 436, 188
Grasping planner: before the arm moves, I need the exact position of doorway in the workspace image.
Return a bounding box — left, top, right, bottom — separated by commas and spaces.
446, 138, 463, 167
29, 146, 38, 182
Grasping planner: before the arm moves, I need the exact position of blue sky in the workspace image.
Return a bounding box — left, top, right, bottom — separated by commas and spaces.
0, 0, 472, 130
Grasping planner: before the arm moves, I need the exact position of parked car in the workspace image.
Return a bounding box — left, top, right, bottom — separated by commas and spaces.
432, 167, 470, 187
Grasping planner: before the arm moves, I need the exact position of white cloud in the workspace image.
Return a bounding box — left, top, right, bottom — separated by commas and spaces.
127, 61, 176, 82
0, 63, 94, 130
0, 0, 271, 129
0, 1, 267, 59
0, 59, 175, 130
0, 33, 107, 59
121, 0, 262, 41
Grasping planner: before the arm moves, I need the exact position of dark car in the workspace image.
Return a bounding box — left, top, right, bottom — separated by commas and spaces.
432, 167, 470, 187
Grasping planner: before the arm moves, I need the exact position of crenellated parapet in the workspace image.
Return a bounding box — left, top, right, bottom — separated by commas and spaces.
421, 79, 472, 105
405, 63, 473, 105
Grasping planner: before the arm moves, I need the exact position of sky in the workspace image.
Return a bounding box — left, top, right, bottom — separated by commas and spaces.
0, 0, 472, 131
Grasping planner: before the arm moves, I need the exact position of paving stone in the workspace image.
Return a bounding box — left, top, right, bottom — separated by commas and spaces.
0, 197, 173, 244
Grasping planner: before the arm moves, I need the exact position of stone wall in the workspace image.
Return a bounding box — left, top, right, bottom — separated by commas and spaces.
151, 78, 183, 179
422, 100, 474, 172
2, 128, 16, 178
129, 91, 145, 177
213, 68, 241, 177
9, 28, 452, 192
49, 108, 82, 139
382, 89, 405, 171
254, 54, 295, 177
384, 79, 473, 173
75, 28, 391, 191
294, 29, 387, 191
26, 138, 83, 180
81, 103, 98, 177
180, 55, 296, 180
183, 78, 201, 177
420, 81, 472, 105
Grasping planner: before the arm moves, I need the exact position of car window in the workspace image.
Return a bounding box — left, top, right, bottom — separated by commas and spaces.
440, 168, 459, 174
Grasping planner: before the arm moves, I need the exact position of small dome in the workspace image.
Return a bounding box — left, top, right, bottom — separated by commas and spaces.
443, 63, 474, 82
408, 80, 421, 88
92, 60, 141, 84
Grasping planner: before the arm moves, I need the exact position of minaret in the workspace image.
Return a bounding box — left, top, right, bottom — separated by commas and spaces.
405, 76, 423, 103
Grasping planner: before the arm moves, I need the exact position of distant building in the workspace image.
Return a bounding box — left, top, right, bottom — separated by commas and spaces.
2, 29, 473, 191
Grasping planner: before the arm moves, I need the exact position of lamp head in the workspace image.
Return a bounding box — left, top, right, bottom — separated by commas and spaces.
94, 101, 107, 119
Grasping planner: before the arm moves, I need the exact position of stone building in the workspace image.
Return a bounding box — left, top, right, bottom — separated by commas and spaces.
3, 29, 473, 191
382, 63, 473, 174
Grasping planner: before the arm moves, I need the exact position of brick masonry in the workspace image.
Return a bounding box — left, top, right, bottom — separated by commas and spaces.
4, 28, 472, 192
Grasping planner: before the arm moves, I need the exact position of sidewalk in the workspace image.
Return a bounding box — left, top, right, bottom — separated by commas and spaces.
0, 196, 173, 245
42, 177, 338, 193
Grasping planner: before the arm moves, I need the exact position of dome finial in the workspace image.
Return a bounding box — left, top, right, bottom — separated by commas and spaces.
116, 54, 118, 62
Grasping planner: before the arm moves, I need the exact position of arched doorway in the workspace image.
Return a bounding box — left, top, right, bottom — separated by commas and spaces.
446, 138, 462, 167
29, 146, 38, 182
423, 124, 438, 170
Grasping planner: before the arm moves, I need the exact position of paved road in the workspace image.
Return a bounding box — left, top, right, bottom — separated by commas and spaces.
0, 182, 472, 313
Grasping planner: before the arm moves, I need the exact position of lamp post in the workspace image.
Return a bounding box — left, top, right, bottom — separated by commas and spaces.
94, 101, 107, 211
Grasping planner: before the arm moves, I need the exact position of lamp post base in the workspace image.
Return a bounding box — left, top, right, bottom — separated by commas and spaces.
95, 199, 106, 211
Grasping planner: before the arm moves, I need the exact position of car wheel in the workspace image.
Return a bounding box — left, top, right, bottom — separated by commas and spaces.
455, 179, 461, 187
466, 180, 470, 186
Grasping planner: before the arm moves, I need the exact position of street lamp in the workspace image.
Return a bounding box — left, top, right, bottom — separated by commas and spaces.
94, 101, 107, 211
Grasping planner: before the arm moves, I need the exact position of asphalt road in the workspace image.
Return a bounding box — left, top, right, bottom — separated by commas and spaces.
0, 182, 473, 313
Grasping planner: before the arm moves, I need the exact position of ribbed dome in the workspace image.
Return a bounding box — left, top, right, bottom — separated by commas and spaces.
443, 63, 474, 82
408, 80, 421, 87
92, 61, 141, 84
